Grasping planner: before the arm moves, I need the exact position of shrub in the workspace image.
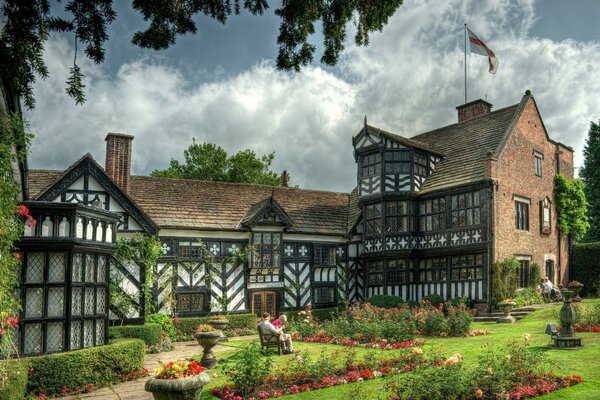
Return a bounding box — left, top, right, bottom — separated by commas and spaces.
366, 295, 404, 309
108, 323, 162, 346
492, 257, 519, 304
513, 287, 544, 307
571, 242, 600, 296
0, 360, 28, 400
445, 304, 474, 336
579, 303, 600, 326
311, 307, 341, 321
418, 304, 448, 336
529, 263, 542, 289
26, 339, 145, 396
221, 342, 273, 398
421, 294, 445, 307
146, 313, 177, 340
388, 362, 470, 400
177, 314, 257, 337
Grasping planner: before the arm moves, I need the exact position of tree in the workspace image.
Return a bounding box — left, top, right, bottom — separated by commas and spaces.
151, 139, 286, 186
1, 0, 405, 109
580, 121, 600, 242
554, 173, 589, 240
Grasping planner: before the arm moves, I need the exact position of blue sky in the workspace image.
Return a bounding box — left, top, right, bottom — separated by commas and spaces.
24, 0, 600, 192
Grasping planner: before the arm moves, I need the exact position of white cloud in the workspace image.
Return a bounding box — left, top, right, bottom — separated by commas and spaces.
25, 0, 598, 192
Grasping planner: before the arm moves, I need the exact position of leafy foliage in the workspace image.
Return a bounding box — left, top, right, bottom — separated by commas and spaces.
26, 339, 145, 397
580, 121, 600, 242
108, 323, 163, 346
529, 262, 541, 289
513, 287, 544, 307
221, 342, 273, 398
1, 1, 405, 108
570, 242, 600, 297
112, 234, 164, 316
492, 257, 519, 305
151, 140, 286, 186
554, 173, 589, 239
366, 295, 405, 309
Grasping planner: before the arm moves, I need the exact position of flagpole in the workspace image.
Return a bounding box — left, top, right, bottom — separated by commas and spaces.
464, 23, 467, 104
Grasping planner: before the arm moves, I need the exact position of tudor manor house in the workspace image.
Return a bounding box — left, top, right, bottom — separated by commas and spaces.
26, 90, 573, 321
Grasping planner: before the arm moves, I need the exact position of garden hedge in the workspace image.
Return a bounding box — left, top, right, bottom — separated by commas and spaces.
177, 313, 257, 335
571, 242, 600, 296
108, 323, 162, 345
0, 360, 28, 400
25, 338, 145, 396
366, 295, 405, 309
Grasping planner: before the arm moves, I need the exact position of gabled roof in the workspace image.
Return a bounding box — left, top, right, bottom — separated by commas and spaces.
126, 176, 350, 235
411, 100, 522, 193
239, 196, 293, 228
29, 154, 158, 234
354, 124, 443, 157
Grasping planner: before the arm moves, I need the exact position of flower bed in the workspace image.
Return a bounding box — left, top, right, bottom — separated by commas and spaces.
295, 335, 426, 350
575, 324, 600, 332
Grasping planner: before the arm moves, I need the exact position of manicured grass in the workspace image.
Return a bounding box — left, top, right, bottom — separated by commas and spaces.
200, 299, 600, 399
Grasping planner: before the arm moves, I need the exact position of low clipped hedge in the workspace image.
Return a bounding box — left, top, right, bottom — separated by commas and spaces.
177, 313, 257, 336
571, 242, 600, 296
0, 360, 28, 400
25, 338, 145, 397
108, 323, 162, 345
367, 295, 405, 309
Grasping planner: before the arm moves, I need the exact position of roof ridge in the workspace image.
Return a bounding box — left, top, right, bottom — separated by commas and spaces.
412, 102, 520, 139
131, 174, 351, 197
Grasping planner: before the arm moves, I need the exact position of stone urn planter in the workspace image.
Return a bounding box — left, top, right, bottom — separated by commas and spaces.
553, 289, 582, 348
209, 318, 229, 342
195, 330, 222, 369
145, 372, 210, 400
496, 301, 517, 323
567, 281, 584, 302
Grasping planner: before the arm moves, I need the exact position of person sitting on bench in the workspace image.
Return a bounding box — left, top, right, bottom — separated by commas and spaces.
257, 312, 293, 354
542, 277, 554, 302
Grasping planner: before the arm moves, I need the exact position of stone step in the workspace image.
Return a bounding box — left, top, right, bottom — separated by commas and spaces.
477, 311, 530, 317
474, 315, 524, 322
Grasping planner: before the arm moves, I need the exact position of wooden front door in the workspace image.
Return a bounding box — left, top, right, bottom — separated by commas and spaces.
251, 290, 277, 317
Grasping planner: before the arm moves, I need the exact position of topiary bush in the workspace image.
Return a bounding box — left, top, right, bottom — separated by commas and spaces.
366, 295, 405, 308
571, 242, 600, 296
0, 360, 28, 400
108, 323, 162, 346
26, 339, 145, 397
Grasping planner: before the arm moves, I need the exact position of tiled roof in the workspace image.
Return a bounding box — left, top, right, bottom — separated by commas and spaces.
411, 103, 521, 193
366, 125, 443, 156
346, 187, 361, 233
28, 170, 65, 198
128, 176, 350, 234
29, 170, 351, 235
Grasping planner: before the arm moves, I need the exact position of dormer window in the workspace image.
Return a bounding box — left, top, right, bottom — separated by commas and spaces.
413, 153, 429, 176
360, 153, 381, 177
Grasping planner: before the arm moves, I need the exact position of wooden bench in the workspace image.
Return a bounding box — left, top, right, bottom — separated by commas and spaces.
257, 326, 282, 355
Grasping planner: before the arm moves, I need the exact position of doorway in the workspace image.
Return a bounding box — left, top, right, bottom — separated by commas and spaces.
251, 290, 277, 317
545, 260, 555, 283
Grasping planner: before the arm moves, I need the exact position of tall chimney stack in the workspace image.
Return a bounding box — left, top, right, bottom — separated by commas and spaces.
105, 133, 134, 193
456, 99, 493, 123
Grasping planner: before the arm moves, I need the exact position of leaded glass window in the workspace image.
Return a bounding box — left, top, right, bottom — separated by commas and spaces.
365, 203, 383, 235
367, 261, 384, 285
419, 258, 447, 282
360, 153, 382, 177
450, 191, 481, 228
419, 198, 447, 232
385, 201, 408, 233
85, 254, 95, 282
47, 322, 64, 352
97, 256, 106, 282
413, 152, 429, 176
71, 287, 82, 316
48, 253, 66, 282
450, 254, 484, 281
47, 288, 65, 317
26, 253, 44, 283
70, 321, 82, 350
24, 323, 43, 354
387, 259, 412, 284
25, 288, 44, 318
72, 253, 83, 282
384, 151, 411, 174
84, 320, 94, 348
85, 287, 95, 315
314, 247, 336, 267
313, 286, 335, 304
252, 232, 282, 270
515, 201, 529, 231
96, 320, 105, 346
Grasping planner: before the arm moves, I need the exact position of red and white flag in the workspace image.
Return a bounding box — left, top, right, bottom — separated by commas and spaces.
467, 27, 499, 74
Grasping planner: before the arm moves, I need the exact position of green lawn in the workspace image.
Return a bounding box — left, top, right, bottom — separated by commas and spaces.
199, 299, 600, 400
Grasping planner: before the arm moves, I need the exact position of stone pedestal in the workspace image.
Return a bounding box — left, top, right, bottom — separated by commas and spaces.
496, 302, 517, 323
195, 331, 221, 369
552, 290, 582, 349
209, 319, 229, 343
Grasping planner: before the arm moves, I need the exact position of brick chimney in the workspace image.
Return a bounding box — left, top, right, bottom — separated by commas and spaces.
456, 99, 493, 123
105, 133, 134, 193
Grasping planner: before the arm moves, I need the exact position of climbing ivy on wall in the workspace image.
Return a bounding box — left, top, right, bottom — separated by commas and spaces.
112, 234, 163, 317
492, 256, 519, 305
554, 173, 589, 239
0, 113, 32, 363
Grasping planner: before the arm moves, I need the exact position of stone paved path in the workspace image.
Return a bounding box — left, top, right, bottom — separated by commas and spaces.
63, 336, 257, 400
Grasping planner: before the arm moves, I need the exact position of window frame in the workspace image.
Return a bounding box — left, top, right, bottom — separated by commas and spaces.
314, 246, 336, 267
534, 151, 543, 177
449, 191, 481, 228
360, 152, 382, 178
365, 203, 383, 236
385, 201, 409, 233
419, 197, 447, 232
515, 199, 530, 231
252, 232, 282, 270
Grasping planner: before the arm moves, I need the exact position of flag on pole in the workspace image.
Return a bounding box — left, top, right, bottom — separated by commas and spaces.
467, 27, 499, 74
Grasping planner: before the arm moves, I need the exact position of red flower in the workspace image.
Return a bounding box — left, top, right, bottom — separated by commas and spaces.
177, 329, 182, 334
15, 252, 21, 260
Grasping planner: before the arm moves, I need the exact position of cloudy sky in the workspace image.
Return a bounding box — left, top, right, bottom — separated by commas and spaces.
24, 0, 600, 193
